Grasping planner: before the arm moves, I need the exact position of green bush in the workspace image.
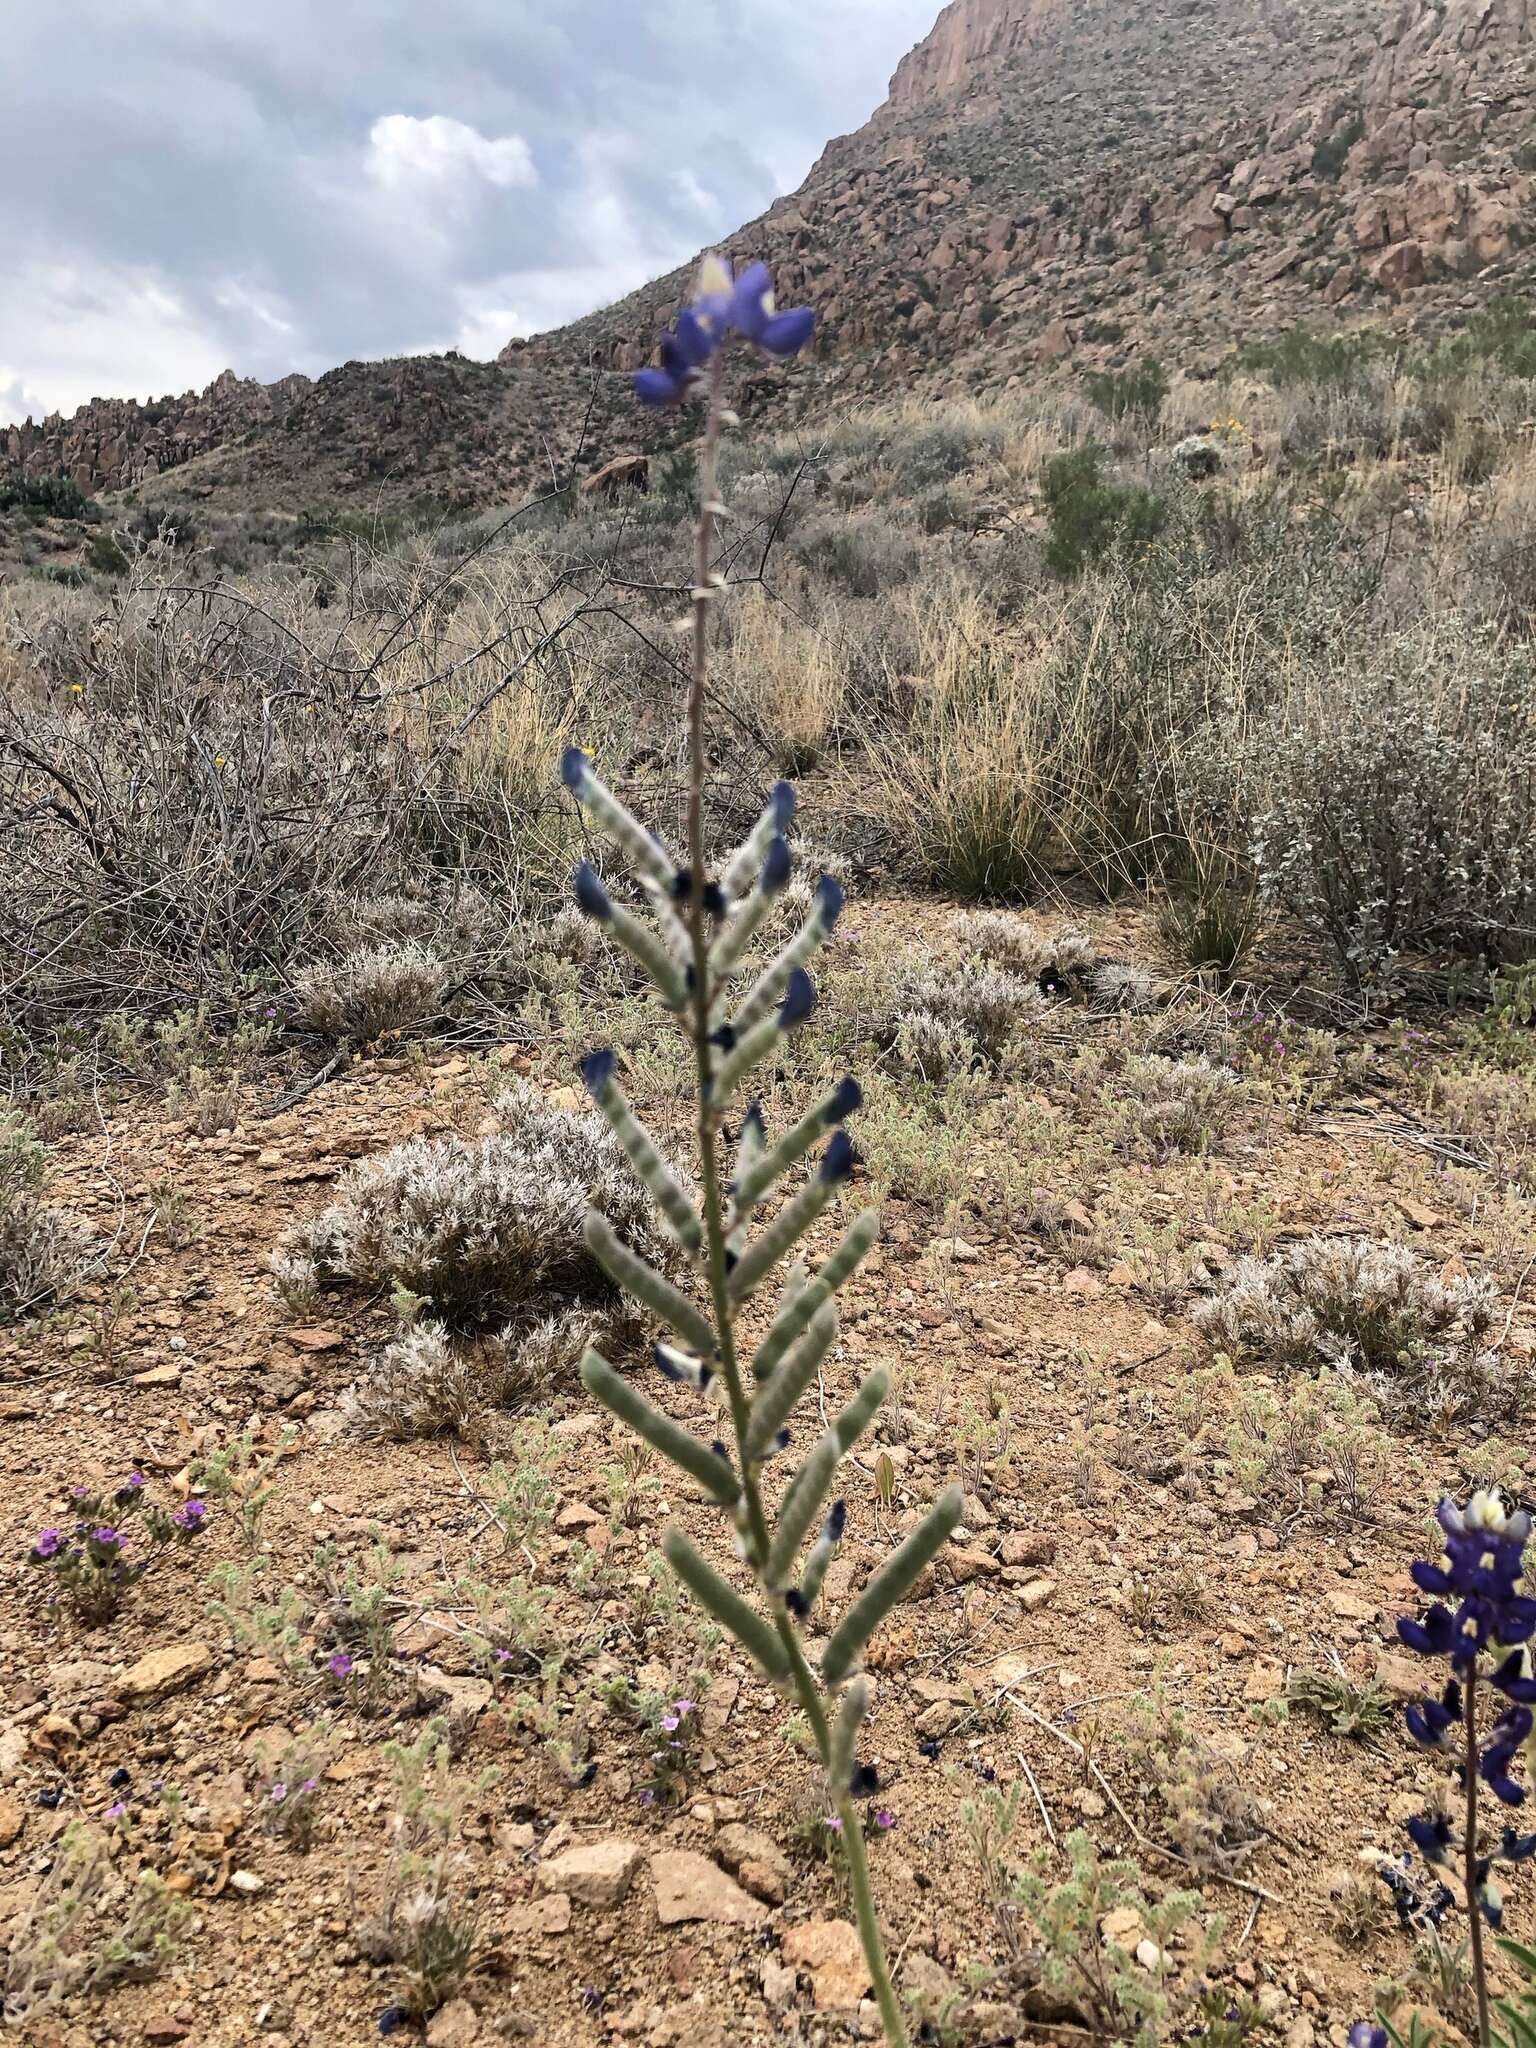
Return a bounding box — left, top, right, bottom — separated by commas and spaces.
1042, 446, 1167, 579
1083, 356, 1168, 423
0, 472, 93, 520
1238, 326, 1385, 388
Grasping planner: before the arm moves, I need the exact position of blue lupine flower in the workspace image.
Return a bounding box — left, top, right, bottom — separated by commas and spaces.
1347, 2027, 1388, 2048
729, 262, 817, 358
778, 968, 815, 1029
634, 254, 815, 406
1403, 1678, 1461, 1750
1481, 1706, 1533, 1804
771, 781, 797, 828
1397, 1493, 1534, 1675
560, 744, 592, 794
573, 861, 613, 921
819, 1129, 856, 1184
581, 1048, 618, 1098
1492, 1650, 1536, 1703
815, 874, 845, 929
825, 1077, 863, 1123
1406, 1811, 1453, 1865
760, 836, 792, 895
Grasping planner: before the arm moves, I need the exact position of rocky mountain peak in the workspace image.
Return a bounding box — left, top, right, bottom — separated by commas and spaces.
885, 0, 1069, 108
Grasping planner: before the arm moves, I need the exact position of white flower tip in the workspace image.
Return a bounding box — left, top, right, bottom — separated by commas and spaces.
696, 252, 732, 299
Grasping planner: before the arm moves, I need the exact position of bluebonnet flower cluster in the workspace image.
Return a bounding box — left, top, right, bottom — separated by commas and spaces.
27, 1476, 208, 1625
634, 253, 815, 407
1392, 1491, 1536, 1940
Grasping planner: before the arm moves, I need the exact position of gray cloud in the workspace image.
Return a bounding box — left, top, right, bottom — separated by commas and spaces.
0, 0, 938, 423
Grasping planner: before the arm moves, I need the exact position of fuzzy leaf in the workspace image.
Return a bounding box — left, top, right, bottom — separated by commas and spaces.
580, 1349, 739, 1506
662, 1526, 791, 1681
765, 1368, 888, 1588
744, 1303, 838, 1459
582, 1211, 717, 1356
821, 1485, 963, 1688
727, 1171, 835, 1304
748, 1210, 878, 1381
826, 1677, 869, 1795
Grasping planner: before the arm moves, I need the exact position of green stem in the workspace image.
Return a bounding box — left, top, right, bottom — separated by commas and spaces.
679, 350, 908, 2048
1465, 1667, 1491, 2048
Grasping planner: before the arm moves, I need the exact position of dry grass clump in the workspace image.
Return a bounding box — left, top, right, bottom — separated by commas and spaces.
295, 942, 447, 1045
281, 1080, 671, 1329
1194, 1235, 1502, 1417
0, 1115, 94, 1323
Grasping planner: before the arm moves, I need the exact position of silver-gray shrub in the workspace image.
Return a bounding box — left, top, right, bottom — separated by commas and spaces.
294, 941, 447, 1044
1251, 630, 1536, 979
286, 1078, 669, 1328
1194, 1235, 1502, 1418
0, 1113, 94, 1323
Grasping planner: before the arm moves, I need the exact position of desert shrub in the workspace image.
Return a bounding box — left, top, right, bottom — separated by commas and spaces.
891, 1011, 979, 1082
1106, 1054, 1244, 1160
1238, 326, 1385, 388
342, 1324, 481, 1441
342, 1307, 601, 1439
952, 911, 1097, 993
792, 509, 921, 597
1042, 447, 1167, 580
865, 956, 1046, 1064
0, 472, 93, 519
0, 1114, 94, 1322
288, 1080, 670, 1328
1194, 1236, 1502, 1417
295, 941, 447, 1044
1083, 356, 1168, 424
1251, 636, 1536, 977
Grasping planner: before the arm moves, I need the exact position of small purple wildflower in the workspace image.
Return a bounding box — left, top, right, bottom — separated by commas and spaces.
270, 1783, 288, 1802
172, 1500, 207, 1530
301, 1778, 318, 1794
32, 1529, 61, 1560
326, 1651, 354, 1680
103, 1800, 127, 1820
873, 1809, 895, 1830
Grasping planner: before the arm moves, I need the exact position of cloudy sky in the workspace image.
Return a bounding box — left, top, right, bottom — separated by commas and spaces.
0, 0, 940, 427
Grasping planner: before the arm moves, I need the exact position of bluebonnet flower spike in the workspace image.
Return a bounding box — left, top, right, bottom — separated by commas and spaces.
634, 256, 815, 407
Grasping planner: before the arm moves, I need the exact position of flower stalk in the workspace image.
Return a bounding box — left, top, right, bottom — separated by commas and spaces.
562, 255, 961, 2048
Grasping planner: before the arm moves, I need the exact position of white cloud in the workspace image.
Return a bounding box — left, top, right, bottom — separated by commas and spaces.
364, 113, 536, 198
0, 261, 231, 419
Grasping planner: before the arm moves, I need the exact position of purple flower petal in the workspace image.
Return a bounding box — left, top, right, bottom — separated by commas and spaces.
760, 307, 816, 358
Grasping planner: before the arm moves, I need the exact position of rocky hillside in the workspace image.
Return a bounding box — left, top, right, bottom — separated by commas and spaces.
5, 0, 1533, 511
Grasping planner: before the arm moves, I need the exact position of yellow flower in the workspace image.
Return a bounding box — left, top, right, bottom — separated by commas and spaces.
69, 683, 83, 695
214, 755, 226, 768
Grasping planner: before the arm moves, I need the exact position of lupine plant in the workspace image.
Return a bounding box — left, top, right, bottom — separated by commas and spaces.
1383, 1492, 1536, 2047
563, 252, 962, 2047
